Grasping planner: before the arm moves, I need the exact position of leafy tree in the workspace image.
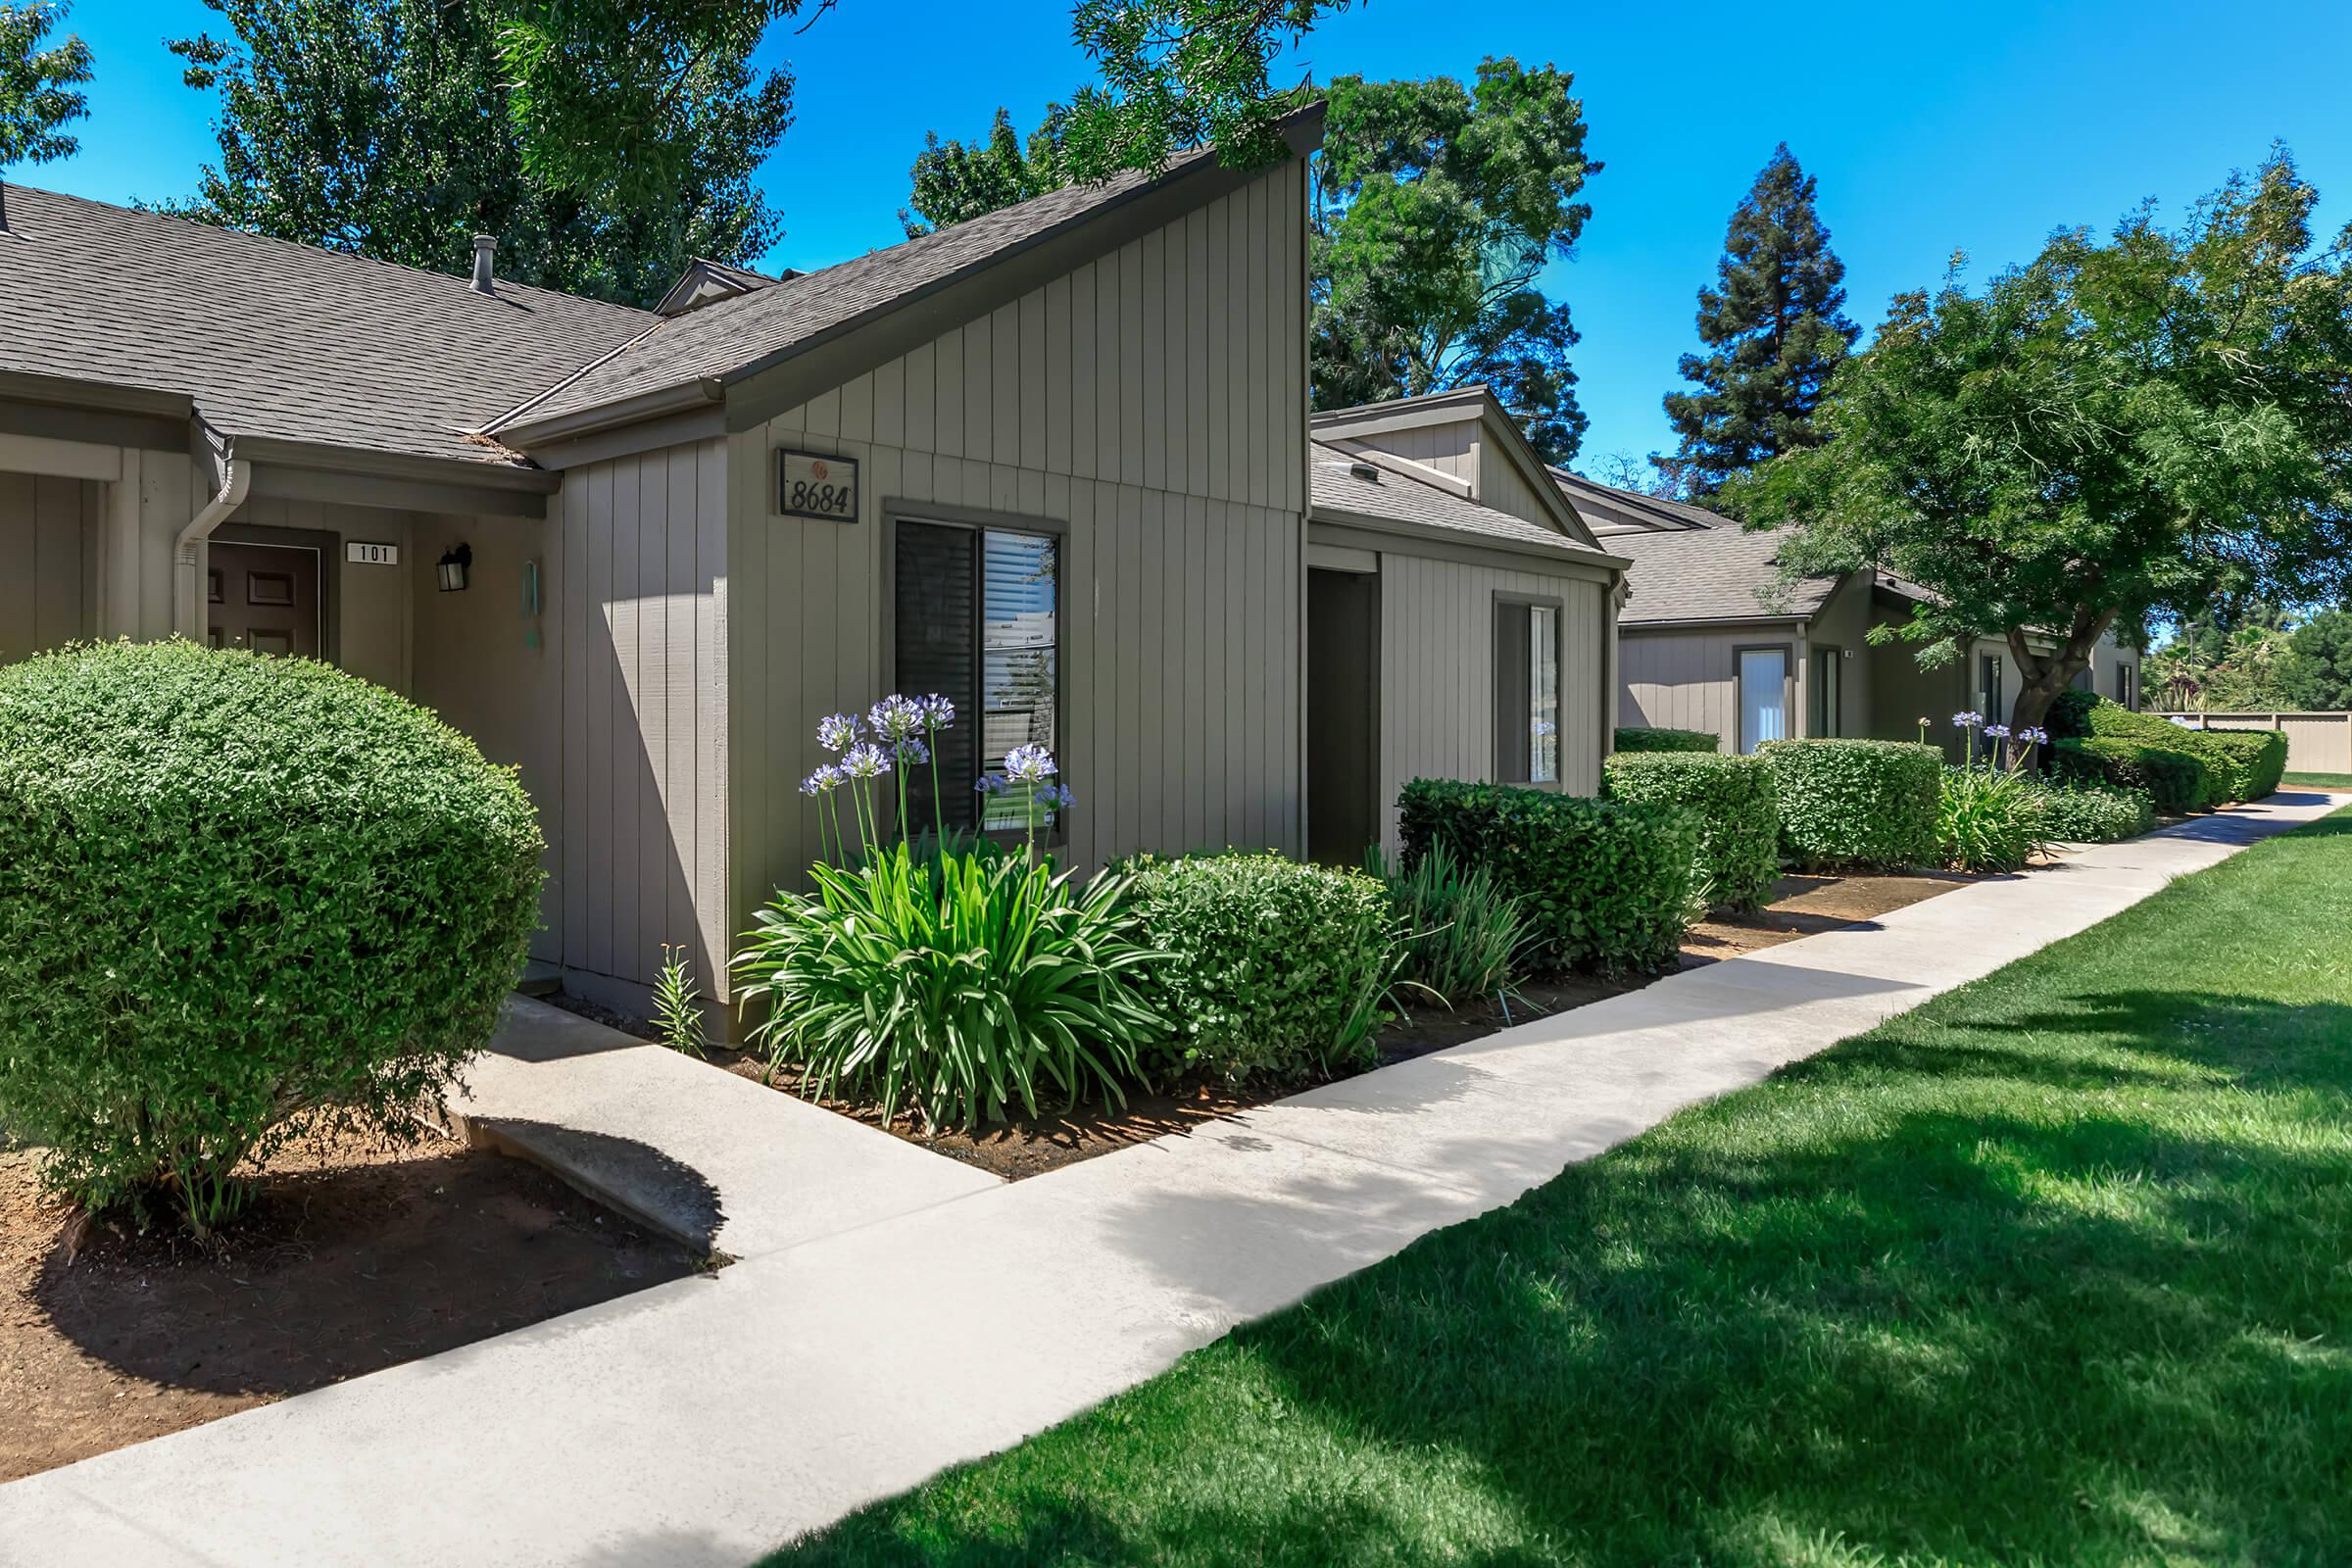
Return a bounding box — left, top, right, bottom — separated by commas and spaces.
165, 0, 792, 307
0, 0, 90, 173
2279, 608, 2352, 710
1060, 0, 1351, 181
1312, 61, 1599, 463
904, 106, 1070, 238
2145, 600, 2295, 709
1660, 144, 1857, 500
1735, 149, 2352, 746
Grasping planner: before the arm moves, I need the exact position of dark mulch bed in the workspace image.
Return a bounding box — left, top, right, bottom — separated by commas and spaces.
556, 865, 1992, 1182
0, 1125, 701, 1483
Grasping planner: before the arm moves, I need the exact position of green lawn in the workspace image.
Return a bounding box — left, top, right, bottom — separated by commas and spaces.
772, 809, 2352, 1568
2287, 772, 2352, 790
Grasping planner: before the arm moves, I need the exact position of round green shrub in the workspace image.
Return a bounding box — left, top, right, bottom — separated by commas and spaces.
1123, 853, 1399, 1086
1603, 752, 1781, 911
2052, 692, 2282, 805
0, 641, 542, 1234
1936, 765, 2049, 873
1614, 726, 1720, 755
1396, 779, 1700, 973
1760, 739, 1942, 871
2034, 780, 2155, 843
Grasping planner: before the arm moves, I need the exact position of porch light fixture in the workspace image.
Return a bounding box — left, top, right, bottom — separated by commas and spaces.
437, 542, 472, 593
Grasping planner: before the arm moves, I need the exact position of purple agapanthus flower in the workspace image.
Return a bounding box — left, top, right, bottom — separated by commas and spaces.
1952, 710, 1984, 727
799, 764, 843, 797
1003, 743, 1058, 784
1039, 783, 1076, 810
868, 694, 924, 745
2021, 726, 2048, 745
902, 736, 931, 765
1984, 722, 2012, 740
917, 694, 956, 732
975, 773, 1008, 796
842, 741, 892, 780
816, 712, 861, 753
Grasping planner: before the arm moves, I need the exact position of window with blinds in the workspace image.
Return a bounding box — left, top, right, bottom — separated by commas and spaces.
1494, 599, 1561, 785
893, 519, 1059, 834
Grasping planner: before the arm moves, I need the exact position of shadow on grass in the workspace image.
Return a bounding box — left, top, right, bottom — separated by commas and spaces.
777, 986, 2352, 1567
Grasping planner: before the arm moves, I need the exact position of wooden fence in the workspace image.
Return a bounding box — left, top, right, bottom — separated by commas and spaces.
2149, 711, 2352, 777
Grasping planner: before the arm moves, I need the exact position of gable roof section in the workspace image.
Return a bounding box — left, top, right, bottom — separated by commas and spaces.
1549, 467, 1725, 532
492, 109, 1326, 445
1310, 385, 1602, 549
652, 256, 798, 318
1610, 523, 1843, 624
0, 183, 655, 466
1310, 441, 1621, 567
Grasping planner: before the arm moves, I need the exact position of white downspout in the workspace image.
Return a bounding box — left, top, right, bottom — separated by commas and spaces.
173, 452, 250, 641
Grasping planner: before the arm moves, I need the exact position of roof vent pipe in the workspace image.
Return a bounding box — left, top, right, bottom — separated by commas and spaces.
471, 233, 497, 294
1348, 460, 1382, 483
0, 177, 9, 233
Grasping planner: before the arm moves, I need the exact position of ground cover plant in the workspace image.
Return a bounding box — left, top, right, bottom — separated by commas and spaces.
1123, 853, 1399, 1086
2289, 772, 2352, 790
1936, 763, 2049, 872
770, 806, 2352, 1568
1760, 737, 1940, 870
1397, 779, 1699, 973
733, 699, 1161, 1131
0, 642, 541, 1238
1602, 750, 1780, 910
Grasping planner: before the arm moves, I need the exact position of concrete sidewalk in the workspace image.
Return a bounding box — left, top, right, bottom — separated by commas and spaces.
0, 791, 2337, 1568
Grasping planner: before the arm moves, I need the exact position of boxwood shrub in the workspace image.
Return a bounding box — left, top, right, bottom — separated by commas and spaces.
1122, 853, 1398, 1086
2051, 736, 2209, 815
1396, 779, 1699, 974
0, 642, 542, 1235
1614, 726, 1720, 755
2034, 780, 2156, 843
1759, 739, 1942, 871
2048, 691, 2284, 805
1602, 752, 1780, 911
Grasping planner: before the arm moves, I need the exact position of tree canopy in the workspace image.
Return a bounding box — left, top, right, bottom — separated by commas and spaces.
1735, 148, 2352, 740
2279, 608, 2352, 710
903, 106, 1069, 238
0, 0, 90, 172
1312, 60, 1598, 464
164, 0, 794, 307
1659, 144, 1856, 500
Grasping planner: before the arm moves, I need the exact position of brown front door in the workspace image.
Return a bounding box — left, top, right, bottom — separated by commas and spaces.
208, 541, 321, 657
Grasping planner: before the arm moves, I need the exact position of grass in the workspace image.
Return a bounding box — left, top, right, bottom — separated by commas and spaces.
767, 808, 2352, 1568
2286, 772, 2352, 791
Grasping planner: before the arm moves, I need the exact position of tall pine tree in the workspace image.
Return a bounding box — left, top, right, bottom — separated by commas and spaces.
1659, 144, 1856, 499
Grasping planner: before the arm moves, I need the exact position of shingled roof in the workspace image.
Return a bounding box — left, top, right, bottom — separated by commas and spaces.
1310, 442, 1616, 563
1550, 467, 1728, 532
0, 183, 654, 466
1610, 523, 1842, 624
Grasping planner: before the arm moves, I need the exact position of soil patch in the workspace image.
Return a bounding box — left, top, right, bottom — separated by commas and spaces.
576, 864, 1988, 1183
1, 1125, 699, 1483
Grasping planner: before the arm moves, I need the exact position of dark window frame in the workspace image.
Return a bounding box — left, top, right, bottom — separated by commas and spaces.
1493, 590, 1566, 788
1811, 644, 1843, 737
881, 500, 1071, 848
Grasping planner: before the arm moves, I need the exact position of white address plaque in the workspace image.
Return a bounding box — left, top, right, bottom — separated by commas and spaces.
346, 541, 400, 565
776, 449, 858, 523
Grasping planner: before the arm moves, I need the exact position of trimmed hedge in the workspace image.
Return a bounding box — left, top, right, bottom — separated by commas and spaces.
2034, 780, 2156, 843
2049, 691, 2285, 806
1397, 779, 1698, 974
1759, 739, 1942, 871
1602, 751, 1780, 911
1614, 726, 1720, 755
2051, 736, 2209, 815
1123, 853, 1398, 1086
0, 642, 542, 1234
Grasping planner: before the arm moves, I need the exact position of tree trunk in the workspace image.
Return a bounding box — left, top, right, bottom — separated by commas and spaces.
2005, 605, 2118, 770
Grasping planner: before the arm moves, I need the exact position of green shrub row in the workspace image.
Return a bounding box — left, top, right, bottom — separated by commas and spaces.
1122, 853, 1400, 1086
1614, 726, 1720, 755
0, 642, 542, 1236
2033, 779, 2156, 843
1397, 780, 1699, 973
1602, 751, 1781, 911
2048, 691, 2285, 806
2051, 736, 2209, 814
1760, 739, 1943, 871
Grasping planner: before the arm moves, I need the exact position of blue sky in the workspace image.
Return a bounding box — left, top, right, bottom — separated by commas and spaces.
31, 0, 2352, 469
